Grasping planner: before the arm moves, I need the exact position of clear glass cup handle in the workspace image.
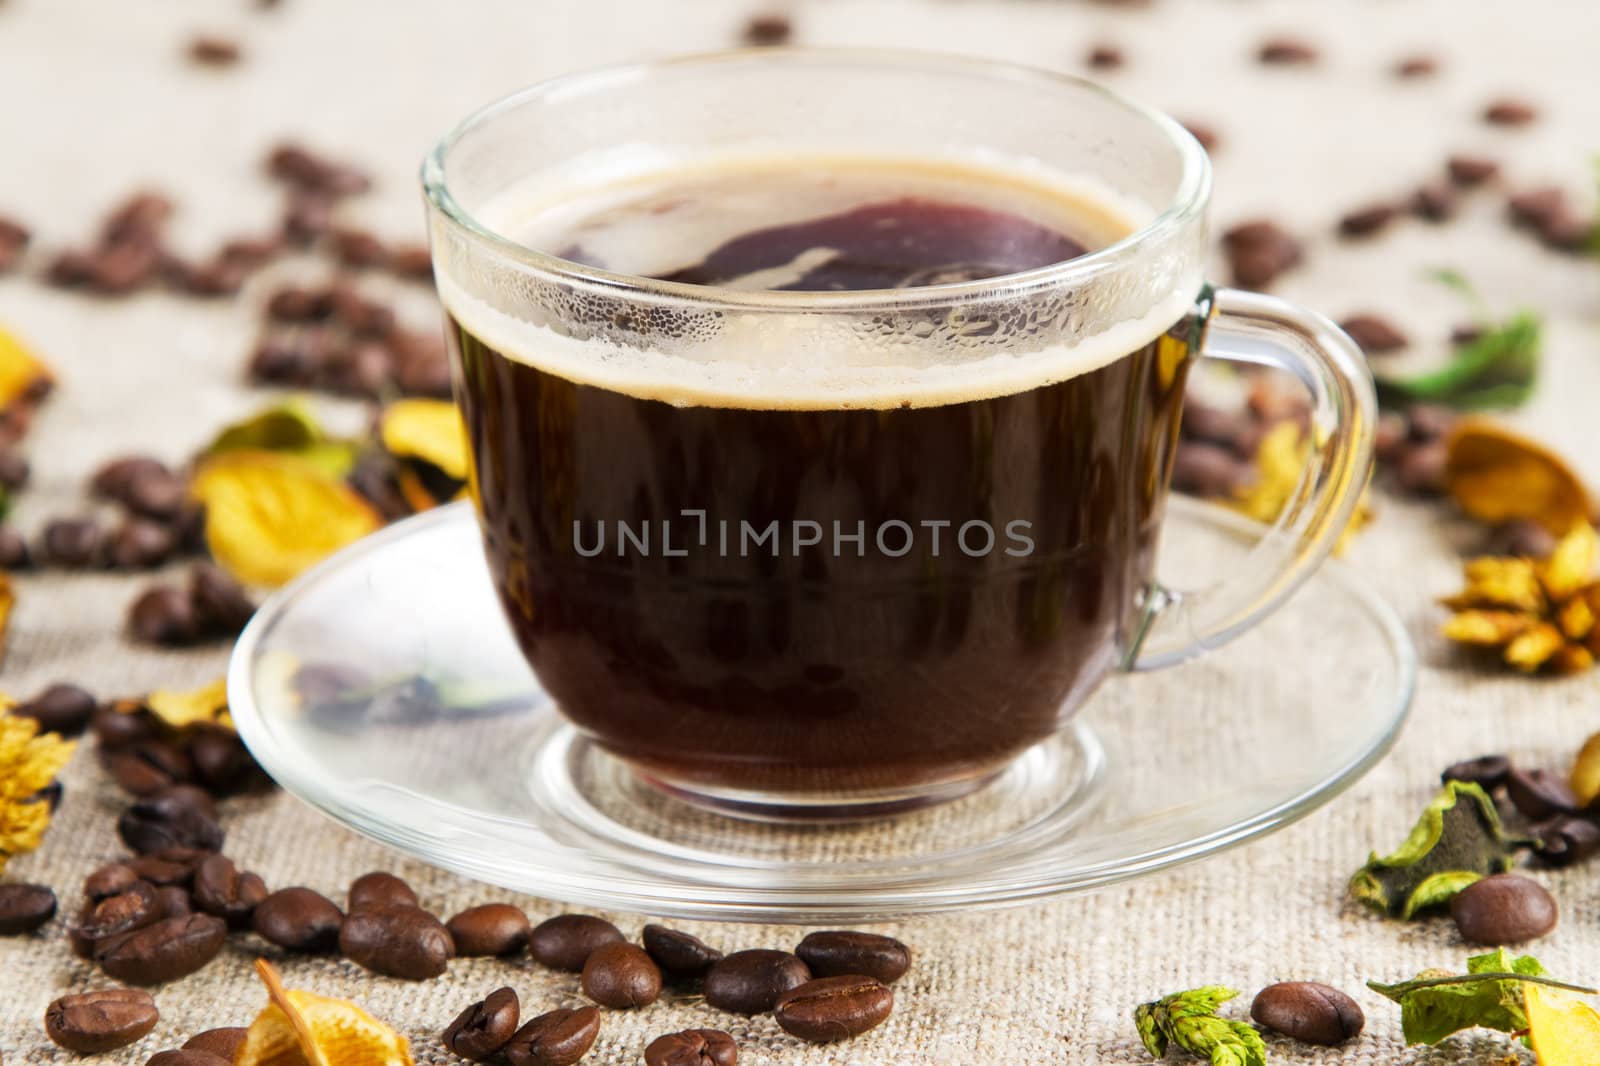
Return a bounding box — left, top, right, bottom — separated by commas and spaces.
1127, 287, 1377, 671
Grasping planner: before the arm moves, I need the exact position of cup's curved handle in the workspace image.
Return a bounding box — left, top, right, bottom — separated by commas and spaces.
1126, 287, 1377, 671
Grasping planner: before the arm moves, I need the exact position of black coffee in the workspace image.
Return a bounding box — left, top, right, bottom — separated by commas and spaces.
447, 155, 1196, 797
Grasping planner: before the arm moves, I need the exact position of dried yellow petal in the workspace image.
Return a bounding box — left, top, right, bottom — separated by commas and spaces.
146, 678, 232, 732
0, 710, 76, 871
238, 959, 412, 1066
192, 451, 382, 588
1445, 419, 1591, 536
1505, 622, 1566, 671
1557, 595, 1596, 641
380, 399, 468, 481
1550, 644, 1595, 677
1571, 732, 1600, 807
0, 325, 54, 412
1539, 523, 1599, 602
1443, 557, 1544, 613
1441, 609, 1532, 646
1526, 984, 1600, 1066
1229, 420, 1369, 554
0, 572, 12, 664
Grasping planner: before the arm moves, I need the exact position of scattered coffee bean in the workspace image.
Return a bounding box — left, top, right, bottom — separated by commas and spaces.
15, 682, 97, 736
643, 923, 723, 982
795, 931, 912, 984
1447, 154, 1500, 187
704, 949, 812, 1015
1340, 314, 1409, 356
1172, 441, 1249, 498
44, 989, 159, 1054
1395, 440, 1447, 495
338, 904, 453, 980
503, 1005, 601, 1066
1486, 520, 1558, 560
742, 13, 792, 46
1179, 120, 1219, 153
1507, 767, 1579, 820
85, 862, 140, 901
266, 143, 372, 198
1250, 981, 1363, 1046
1411, 180, 1458, 222
156, 885, 193, 920
1087, 43, 1124, 69
119, 786, 224, 854
774, 975, 894, 1043
266, 285, 333, 322
105, 741, 193, 797
447, 902, 531, 957
528, 913, 624, 972
109, 518, 178, 570
1535, 816, 1600, 867
1258, 37, 1318, 65
1442, 754, 1512, 791
39, 516, 102, 567
187, 35, 242, 66
1222, 219, 1303, 289
0, 215, 29, 273
146, 1050, 231, 1066
0, 525, 31, 569
253, 886, 344, 952
582, 941, 662, 1008
1338, 202, 1398, 238
443, 986, 520, 1061
189, 562, 256, 634
348, 870, 418, 912
0, 449, 28, 490
644, 1029, 738, 1066
95, 912, 227, 984
129, 584, 201, 645
92, 455, 168, 500
182, 1028, 248, 1058
387, 243, 433, 280
129, 848, 208, 887
191, 854, 267, 929
1404, 404, 1457, 443
1451, 873, 1558, 944
1393, 54, 1438, 78
78, 879, 160, 940
1483, 98, 1538, 126
188, 726, 266, 796
282, 191, 335, 244
0, 882, 57, 935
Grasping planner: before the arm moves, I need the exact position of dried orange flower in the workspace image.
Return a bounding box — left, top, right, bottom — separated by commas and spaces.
0, 702, 77, 872
380, 399, 468, 512
1441, 522, 1600, 674
191, 451, 382, 587
145, 678, 231, 732
1446, 418, 1591, 535
1229, 420, 1371, 553
1526, 983, 1600, 1066
237, 958, 412, 1066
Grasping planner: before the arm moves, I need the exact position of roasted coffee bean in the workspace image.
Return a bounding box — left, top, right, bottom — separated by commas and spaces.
249, 335, 320, 385
1442, 754, 1512, 791
528, 913, 624, 972
172, 256, 248, 297
1447, 155, 1500, 187
1250, 981, 1363, 1045
1338, 202, 1398, 238
338, 904, 453, 979
266, 285, 333, 322
283, 192, 335, 243
0, 215, 29, 273
15, 682, 97, 736
446, 903, 530, 957
328, 285, 396, 336
118, 786, 224, 854
741, 13, 792, 46
1222, 219, 1303, 289
0, 882, 56, 934
1404, 403, 1457, 443
189, 562, 255, 634
69, 901, 100, 958
1451, 873, 1558, 944
643, 923, 723, 981
1086, 43, 1124, 69
219, 234, 283, 268
92, 455, 168, 500
189, 726, 264, 795
1486, 520, 1558, 560
442, 986, 519, 1061
86, 862, 141, 901
0, 525, 31, 569
0, 449, 28, 490
332, 228, 387, 268
78, 879, 160, 940
192, 854, 267, 929
106, 741, 194, 796
1484, 98, 1538, 126
323, 340, 393, 396
1179, 119, 1219, 153
109, 517, 178, 570
1257, 37, 1318, 65
88, 242, 163, 294
774, 975, 894, 1043
96, 912, 227, 984
1393, 54, 1438, 78
129, 848, 208, 887
503, 1006, 601, 1066
40, 516, 102, 567
582, 942, 662, 1008
1507, 767, 1578, 820
1339, 314, 1408, 355
1172, 442, 1249, 498
44, 989, 159, 1053
1411, 180, 1458, 222
253, 886, 344, 952
103, 192, 173, 245
1373, 412, 1409, 464
156, 885, 193, 920
48, 250, 96, 287
182, 1028, 248, 1058
704, 949, 812, 1015
188, 35, 242, 65
125, 467, 187, 520
795, 931, 911, 984
1535, 816, 1600, 867
1395, 440, 1447, 495
129, 584, 202, 645
266, 143, 371, 197
146, 1050, 231, 1066
645, 1030, 738, 1066
348, 871, 418, 912
387, 242, 433, 280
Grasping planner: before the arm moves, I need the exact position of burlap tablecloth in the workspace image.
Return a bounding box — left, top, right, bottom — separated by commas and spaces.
2, 0, 1598, 1061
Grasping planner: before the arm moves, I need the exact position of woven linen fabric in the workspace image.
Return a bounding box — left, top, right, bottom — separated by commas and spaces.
2, 0, 1598, 1062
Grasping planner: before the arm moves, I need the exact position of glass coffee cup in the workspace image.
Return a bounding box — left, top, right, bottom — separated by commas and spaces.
422, 50, 1374, 820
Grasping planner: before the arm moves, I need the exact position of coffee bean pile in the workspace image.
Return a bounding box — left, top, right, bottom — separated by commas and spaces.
1444, 753, 1600, 871
440, 923, 908, 1063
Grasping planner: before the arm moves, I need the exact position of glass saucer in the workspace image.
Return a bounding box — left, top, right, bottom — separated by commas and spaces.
228, 498, 1414, 923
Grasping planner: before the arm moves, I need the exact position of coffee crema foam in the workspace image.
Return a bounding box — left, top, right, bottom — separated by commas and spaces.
438, 151, 1198, 410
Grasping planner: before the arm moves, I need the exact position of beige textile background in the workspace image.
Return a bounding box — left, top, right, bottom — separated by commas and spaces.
2, 0, 1599, 1062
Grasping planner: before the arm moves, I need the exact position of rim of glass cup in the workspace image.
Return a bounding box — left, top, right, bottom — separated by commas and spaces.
420, 47, 1212, 312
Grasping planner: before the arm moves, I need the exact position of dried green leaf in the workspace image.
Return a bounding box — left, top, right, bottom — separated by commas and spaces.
1377, 274, 1540, 411
1365, 950, 1593, 1046
1348, 781, 1529, 918
202, 401, 361, 479
1133, 987, 1265, 1066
